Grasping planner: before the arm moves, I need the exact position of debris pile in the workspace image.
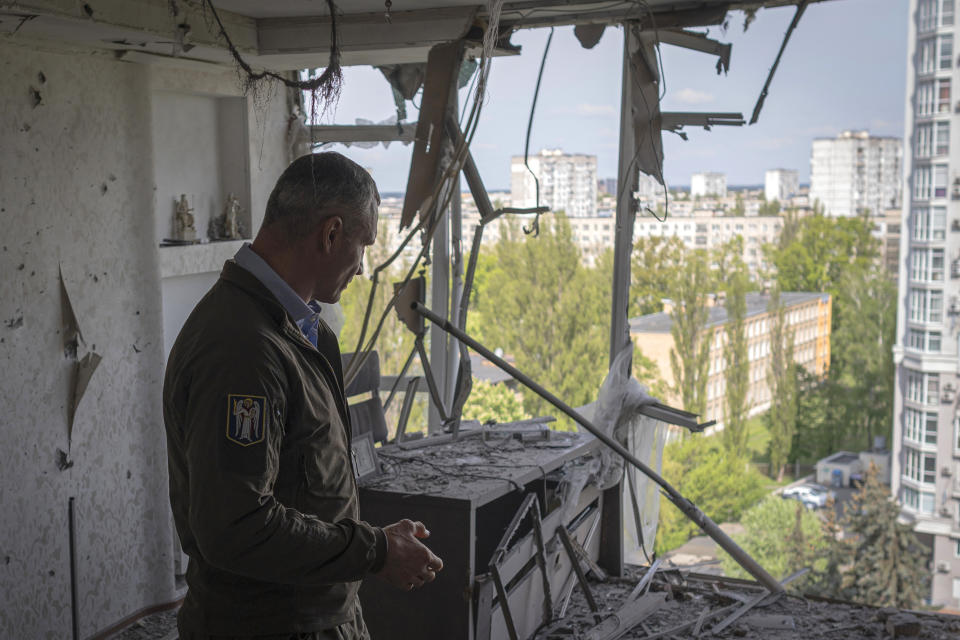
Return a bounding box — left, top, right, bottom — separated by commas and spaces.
536, 565, 960, 639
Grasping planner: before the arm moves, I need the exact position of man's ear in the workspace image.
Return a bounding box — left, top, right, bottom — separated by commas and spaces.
316, 216, 344, 253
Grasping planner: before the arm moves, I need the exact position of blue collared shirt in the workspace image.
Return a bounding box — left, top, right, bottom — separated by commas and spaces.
234, 243, 322, 348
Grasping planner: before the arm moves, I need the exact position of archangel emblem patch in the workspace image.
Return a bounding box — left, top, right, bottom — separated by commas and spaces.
226, 394, 266, 446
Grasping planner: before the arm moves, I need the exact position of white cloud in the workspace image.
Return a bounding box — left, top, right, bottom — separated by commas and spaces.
673, 88, 714, 105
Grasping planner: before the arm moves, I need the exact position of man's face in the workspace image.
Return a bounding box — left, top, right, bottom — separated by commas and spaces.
313, 200, 378, 304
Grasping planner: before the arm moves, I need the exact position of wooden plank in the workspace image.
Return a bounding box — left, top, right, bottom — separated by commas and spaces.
584, 592, 668, 640
400, 40, 464, 229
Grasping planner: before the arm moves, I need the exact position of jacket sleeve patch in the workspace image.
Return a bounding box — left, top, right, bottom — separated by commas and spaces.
226, 394, 267, 446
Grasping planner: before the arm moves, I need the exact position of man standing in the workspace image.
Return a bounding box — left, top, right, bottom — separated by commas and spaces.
163, 152, 442, 639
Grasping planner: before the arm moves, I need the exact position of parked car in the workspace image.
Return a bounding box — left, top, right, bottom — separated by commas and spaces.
781, 483, 835, 510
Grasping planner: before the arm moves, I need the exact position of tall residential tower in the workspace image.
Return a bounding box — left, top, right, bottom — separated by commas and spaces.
810, 130, 902, 217
893, 0, 960, 608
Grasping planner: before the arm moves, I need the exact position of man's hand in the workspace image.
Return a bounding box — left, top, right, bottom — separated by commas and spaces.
376, 519, 444, 591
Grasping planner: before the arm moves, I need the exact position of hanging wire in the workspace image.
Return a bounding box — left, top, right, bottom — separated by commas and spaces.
201, 0, 343, 105
344, 0, 504, 386
522, 27, 555, 237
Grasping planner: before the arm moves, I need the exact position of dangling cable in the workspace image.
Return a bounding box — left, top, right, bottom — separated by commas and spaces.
522, 27, 554, 237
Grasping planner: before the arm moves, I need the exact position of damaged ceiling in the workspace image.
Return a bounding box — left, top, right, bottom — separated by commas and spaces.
0, 0, 834, 70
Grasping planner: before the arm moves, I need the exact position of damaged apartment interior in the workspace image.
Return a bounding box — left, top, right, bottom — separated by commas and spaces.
1, 1, 959, 639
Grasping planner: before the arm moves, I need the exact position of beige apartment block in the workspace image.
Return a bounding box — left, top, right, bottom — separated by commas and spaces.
633, 216, 784, 276
630, 292, 832, 429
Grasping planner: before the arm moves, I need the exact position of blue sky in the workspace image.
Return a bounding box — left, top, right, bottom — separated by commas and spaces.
324, 0, 909, 191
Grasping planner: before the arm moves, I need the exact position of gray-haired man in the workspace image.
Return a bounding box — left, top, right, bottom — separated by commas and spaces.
164, 152, 442, 639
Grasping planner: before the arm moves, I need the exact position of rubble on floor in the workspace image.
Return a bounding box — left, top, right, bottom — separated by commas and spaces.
535, 565, 960, 639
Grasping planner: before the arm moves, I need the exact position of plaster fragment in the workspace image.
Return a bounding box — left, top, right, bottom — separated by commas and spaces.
17, 263, 24, 270
132, 344, 141, 353
83, 4, 94, 18
59, 264, 84, 349
69, 351, 102, 442
29, 87, 42, 108
101, 183, 108, 195
55, 448, 74, 471
5, 315, 23, 329
37, 71, 45, 84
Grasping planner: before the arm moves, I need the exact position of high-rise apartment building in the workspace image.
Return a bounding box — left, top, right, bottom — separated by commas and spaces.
893, 0, 960, 609
809, 130, 902, 217
765, 169, 799, 203
690, 172, 727, 198
511, 149, 597, 217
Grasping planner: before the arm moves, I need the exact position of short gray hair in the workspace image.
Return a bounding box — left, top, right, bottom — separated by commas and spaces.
263, 152, 379, 239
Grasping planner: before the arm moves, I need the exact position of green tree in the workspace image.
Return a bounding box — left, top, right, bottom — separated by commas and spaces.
655, 434, 768, 553
461, 380, 528, 424
765, 212, 877, 297
719, 495, 828, 591
339, 218, 418, 377
846, 465, 930, 608
475, 215, 608, 421
629, 236, 686, 316
759, 199, 781, 216
766, 287, 797, 481
722, 262, 749, 452
668, 251, 713, 416
731, 192, 745, 216
829, 261, 897, 450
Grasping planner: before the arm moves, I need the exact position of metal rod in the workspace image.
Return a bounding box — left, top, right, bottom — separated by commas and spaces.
415, 337, 449, 423
411, 302, 784, 594
557, 526, 600, 615
383, 344, 418, 412
68, 497, 80, 640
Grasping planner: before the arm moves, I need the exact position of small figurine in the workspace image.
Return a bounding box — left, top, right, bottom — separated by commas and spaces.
223, 193, 241, 240
209, 193, 245, 241
174, 194, 197, 241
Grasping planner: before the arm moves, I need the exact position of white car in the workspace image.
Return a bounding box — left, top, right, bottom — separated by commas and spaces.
781, 483, 835, 510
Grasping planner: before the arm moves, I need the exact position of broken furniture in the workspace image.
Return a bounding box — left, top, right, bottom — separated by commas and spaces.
357, 431, 607, 640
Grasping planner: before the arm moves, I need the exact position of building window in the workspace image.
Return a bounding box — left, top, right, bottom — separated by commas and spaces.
908, 328, 943, 352
911, 248, 945, 281
903, 486, 936, 513
920, 0, 938, 31
936, 121, 950, 155
939, 78, 952, 112
915, 165, 932, 200
912, 206, 947, 240
936, 164, 949, 197
917, 123, 933, 157
909, 288, 944, 323
906, 368, 940, 404
940, 34, 954, 69
918, 81, 936, 116
944, 0, 955, 25
920, 38, 937, 74
904, 447, 938, 484
905, 407, 938, 444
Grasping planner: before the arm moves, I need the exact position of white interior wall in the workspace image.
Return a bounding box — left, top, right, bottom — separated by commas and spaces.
0, 38, 290, 638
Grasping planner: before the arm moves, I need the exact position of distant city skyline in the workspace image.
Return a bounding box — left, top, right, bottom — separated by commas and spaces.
322, 0, 907, 193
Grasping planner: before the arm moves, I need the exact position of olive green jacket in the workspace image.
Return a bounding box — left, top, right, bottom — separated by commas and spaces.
163, 260, 387, 635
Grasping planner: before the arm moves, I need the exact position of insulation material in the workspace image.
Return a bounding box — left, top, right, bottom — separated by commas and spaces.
592, 346, 657, 490
629, 30, 665, 185
622, 412, 668, 561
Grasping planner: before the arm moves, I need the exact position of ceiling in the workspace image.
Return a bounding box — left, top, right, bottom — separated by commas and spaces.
0, 0, 832, 70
